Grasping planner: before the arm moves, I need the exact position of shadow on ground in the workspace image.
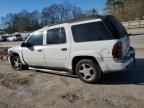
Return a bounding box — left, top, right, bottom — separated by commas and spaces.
99, 58, 144, 85
35, 58, 144, 85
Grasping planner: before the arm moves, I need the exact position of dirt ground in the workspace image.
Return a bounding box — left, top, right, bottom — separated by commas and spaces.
0, 48, 143, 108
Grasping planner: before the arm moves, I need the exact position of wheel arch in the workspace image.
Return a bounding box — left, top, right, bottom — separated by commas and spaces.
72, 56, 101, 74
9, 52, 26, 65
10, 53, 19, 62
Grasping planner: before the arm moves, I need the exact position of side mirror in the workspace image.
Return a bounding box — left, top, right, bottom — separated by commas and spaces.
128, 33, 132, 37
21, 42, 28, 47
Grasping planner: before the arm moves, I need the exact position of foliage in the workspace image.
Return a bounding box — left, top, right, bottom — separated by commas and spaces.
0, 2, 84, 33
1, 10, 42, 33
106, 0, 144, 21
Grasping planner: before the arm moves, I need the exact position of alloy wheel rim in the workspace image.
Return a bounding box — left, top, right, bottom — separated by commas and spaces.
79, 63, 95, 81
13, 57, 22, 70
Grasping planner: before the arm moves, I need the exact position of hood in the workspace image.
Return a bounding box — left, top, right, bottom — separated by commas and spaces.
8, 46, 22, 52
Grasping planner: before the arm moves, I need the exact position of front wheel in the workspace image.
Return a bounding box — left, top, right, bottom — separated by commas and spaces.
75, 59, 101, 83
11, 56, 24, 70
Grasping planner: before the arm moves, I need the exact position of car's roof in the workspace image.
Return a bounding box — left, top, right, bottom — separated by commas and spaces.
68, 15, 104, 23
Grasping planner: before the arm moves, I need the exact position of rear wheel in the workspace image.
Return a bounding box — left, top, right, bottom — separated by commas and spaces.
75, 59, 101, 83
11, 56, 25, 70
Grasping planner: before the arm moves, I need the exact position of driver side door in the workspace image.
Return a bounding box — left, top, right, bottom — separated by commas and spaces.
22, 31, 46, 67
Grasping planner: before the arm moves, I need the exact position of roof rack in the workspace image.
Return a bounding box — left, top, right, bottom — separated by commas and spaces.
67, 15, 104, 23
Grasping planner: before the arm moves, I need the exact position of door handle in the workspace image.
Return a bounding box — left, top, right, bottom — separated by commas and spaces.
61, 48, 67, 51
37, 49, 43, 52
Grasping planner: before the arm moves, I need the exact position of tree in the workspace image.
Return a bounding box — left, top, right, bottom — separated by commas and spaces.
1, 10, 42, 33
41, 3, 82, 26
1, 13, 15, 33
1, 1, 99, 34
72, 6, 82, 18
85, 9, 98, 16
42, 3, 70, 25
106, 0, 144, 21
29, 10, 42, 30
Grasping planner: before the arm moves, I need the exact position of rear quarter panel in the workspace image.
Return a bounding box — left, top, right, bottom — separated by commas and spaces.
68, 40, 118, 70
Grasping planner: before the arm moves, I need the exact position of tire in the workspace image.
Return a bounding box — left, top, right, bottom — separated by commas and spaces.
11, 56, 25, 71
75, 59, 101, 83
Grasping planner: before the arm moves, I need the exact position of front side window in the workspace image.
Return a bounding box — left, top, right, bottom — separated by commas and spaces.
47, 28, 66, 45
71, 21, 113, 42
26, 31, 43, 46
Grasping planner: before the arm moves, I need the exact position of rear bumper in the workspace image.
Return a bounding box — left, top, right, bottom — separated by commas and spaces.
102, 47, 135, 73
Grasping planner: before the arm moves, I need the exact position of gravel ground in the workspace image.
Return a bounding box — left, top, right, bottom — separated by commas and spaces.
127, 28, 144, 35
0, 48, 143, 108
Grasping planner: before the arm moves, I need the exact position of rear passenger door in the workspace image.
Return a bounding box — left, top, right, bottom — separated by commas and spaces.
43, 26, 70, 68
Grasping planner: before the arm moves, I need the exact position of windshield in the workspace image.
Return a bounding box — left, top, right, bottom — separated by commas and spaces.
103, 15, 128, 39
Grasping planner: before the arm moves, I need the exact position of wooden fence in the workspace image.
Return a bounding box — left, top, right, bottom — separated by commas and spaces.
0, 47, 10, 60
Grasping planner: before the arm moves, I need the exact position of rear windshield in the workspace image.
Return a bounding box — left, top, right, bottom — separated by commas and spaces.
103, 16, 128, 39
71, 21, 113, 42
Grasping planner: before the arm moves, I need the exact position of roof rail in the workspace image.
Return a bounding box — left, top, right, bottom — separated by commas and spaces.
67, 15, 104, 23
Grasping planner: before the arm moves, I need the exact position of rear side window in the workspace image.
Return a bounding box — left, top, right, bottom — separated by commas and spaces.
71, 21, 113, 42
47, 28, 66, 45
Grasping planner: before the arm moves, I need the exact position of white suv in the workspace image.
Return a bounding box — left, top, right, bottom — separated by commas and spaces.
8, 15, 135, 83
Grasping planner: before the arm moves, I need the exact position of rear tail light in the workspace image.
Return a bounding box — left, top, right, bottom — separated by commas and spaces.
112, 42, 123, 58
